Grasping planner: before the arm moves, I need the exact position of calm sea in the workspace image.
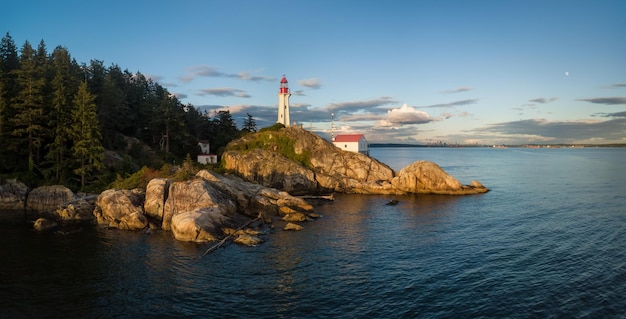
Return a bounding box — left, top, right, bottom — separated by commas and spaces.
1, 147, 625, 318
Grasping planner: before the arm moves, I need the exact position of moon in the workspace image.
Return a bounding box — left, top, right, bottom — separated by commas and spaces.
565, 71, 569, 76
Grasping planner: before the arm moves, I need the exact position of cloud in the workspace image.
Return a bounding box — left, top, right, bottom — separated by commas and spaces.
326, 97, 396, 113
291, 90, 306, 96
144, 74, 164, 82
173, 93, 187, 99
529, 97, 558, 104
595, 111, 626, 118
340, 113, 384, 122
236, 72, 274, 82
179, 65, 275, 83
380, 103, 434, 127
422, 99, 479, 108
612, 83, 626, 88
577, 97, 626, 105
441, 86, 473, 94
298, 78, 322, 89
198, 88, 251, 98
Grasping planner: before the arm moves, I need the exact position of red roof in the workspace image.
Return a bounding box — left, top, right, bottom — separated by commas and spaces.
280, 76, 288, 83
333, 134, 364, 142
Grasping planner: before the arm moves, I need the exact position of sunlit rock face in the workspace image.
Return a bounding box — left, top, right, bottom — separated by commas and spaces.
223, 126, 488, 196
94, 189, 147, 230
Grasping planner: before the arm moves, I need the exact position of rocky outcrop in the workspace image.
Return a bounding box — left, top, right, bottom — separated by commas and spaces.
94, 189, 148, 230
0, 179, 29, 210
223, 126, 488, 196
284, 222, 303, 231
170, 207, 230, 242
33, 217, 58, 231
143, 178, 170, 225
161, 178, 236, 231
392, 161, 489, 195
195, 169, 313, 218
55, 195, 97, 221
26, 185, 75, 213
136, 170, 314, 242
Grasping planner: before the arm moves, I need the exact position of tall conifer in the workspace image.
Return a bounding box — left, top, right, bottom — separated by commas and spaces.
70, 81, 104, 190
45, 46, 78, 183
11, 41, 46, 174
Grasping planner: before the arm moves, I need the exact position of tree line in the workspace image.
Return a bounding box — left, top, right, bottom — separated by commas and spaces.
0, 32, 257, 191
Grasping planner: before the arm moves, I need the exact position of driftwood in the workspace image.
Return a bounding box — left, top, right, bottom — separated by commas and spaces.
298, 194, 334, 201
201, 213, 262, 256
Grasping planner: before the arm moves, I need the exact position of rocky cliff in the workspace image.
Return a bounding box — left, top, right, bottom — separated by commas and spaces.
223, 126, 488, 195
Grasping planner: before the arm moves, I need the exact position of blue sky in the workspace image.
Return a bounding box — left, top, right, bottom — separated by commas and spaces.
5, 1, 626, 144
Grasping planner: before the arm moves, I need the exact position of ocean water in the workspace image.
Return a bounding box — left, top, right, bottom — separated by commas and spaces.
1, 147, 625, 318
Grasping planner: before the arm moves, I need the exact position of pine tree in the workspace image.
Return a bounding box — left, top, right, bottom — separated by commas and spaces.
242, 113, 257, 132
11, 41, 47, 174
0, 33, 21, 172
70, 81, 104, 190
44, 46, 79, 183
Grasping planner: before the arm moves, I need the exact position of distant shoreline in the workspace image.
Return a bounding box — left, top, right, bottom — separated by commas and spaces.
369, 143, 626, 148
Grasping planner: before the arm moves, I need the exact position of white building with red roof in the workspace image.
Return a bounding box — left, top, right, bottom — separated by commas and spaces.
333, 134, 369, 156
197, 140, 217, 164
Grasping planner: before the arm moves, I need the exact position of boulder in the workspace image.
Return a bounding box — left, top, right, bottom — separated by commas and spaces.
33, 217, 58, 231
284, 222, 303, 231
196, 170, 313, 217
94, 189, 147, 230
233, 234, 263, 246
26, 185, 76, 213
0, 179, 29, 210
55, 197, 96, 222
0, 190, 25, 211
170, 207, 230, 242
144, 178, 170, 224
391, 161, 489, 195
282, 212, 307, 222
161, 178, 236, 231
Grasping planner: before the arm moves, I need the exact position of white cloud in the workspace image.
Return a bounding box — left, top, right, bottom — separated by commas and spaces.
385, 103, 433, 125
298, 78, 322, 89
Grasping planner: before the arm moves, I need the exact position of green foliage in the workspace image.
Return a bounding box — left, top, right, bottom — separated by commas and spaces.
0, 32, 255, 191
259, 122, 285, 132
70, 82, 104, 190
242, 113, 257, 132
109, 166, 161, 190
11, 40, 47, 175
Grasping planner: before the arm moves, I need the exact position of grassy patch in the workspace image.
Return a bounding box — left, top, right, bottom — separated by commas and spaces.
226, 129, 311, 167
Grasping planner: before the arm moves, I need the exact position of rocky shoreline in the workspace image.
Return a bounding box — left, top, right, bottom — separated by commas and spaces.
0, 127, 488, 246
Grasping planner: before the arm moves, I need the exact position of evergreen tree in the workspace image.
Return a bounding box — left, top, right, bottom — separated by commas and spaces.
70, 81, 104, 190
99, 65, 131, 149
0, 32, 19, 99
0, 33, 20, 172
209, 110, 240, 155
242, 113, 257, 132
44, 46, 79, 183
11, 41, 47, 174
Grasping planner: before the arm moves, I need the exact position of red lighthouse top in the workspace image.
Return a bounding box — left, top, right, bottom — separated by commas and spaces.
279, 76, 289, 94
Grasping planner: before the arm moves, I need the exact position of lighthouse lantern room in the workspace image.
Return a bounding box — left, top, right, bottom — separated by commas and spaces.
277, 75, 291, 126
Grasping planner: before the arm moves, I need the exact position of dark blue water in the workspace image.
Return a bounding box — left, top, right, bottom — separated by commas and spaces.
1, 147, 625, 318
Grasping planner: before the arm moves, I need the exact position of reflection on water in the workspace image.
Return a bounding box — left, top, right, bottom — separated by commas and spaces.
2, 148, 626, 318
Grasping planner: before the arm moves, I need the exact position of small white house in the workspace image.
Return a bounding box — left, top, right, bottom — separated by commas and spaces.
197, 140, 218, 164
333, 134, 369, 156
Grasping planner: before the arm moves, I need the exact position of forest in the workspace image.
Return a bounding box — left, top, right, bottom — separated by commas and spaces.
0, 32, 257, 192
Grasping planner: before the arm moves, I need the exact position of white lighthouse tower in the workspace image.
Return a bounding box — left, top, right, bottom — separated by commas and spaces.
277, 75, 291, 126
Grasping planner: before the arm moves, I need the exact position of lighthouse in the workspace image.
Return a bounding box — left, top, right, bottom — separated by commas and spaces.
277, 75, 291, 126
